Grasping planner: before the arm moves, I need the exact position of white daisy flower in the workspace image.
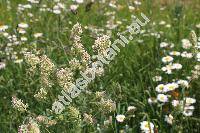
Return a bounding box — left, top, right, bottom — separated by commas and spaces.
70, 5, 79, 10
181, 52, 193, 58
128, 6, 135, 11
109, 3, 117, 8
28, 13, 34, 17
165, 114, 173, 125
159, 21, 166, 25
182, 39, 192, 49
172, 63, 182, 70
162, 67, 172, 74
127, 106, 136, 111
21, 36, 27, 41
177, 80, 189, 88
34, 33, 43, 38
53, 9, 61, 14
196, 53, 200, 61
183, 110, 193, 116
152, 76, 162, 82
0, 25, 8, 32
160, 42, 169, 48
155, 84, 166, 93
170, 43, 175, 48
3, 32, 9, 37
184, 106, 195, 110
134, 1, 142, 6
140, 121, 154, 133
28, 0, 39, 4
148, 98, 157, 104
161, 64, 173, 74
0, 62, 6, 70
76, 0, 84, 4
194, 65, 200, 70
23, 4, 32, 9
157, 94, 168, 103
196, 23, 200, 29
165, 24, 171, 28
162, 56, 173, 63
18, 28, 26, 34
185, 97, 196, 105
57, 3, 65, 9
172, 100, 180, 107
169, 51, 180, 56
18, 23, 29, 28
116, 115, 125, 123
164, 83, 179, 92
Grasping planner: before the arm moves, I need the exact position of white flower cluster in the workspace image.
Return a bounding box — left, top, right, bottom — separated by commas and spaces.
0, 20, 44, 65
183, 97, 196, 116
18, 118, 40, 133
99, 98, 116, 113
69, 58, 81, 71
24, 52, 40, 72
12, 96, 28, 112
191, 65, 200, 79
152, 75, 162, 82
25, 53, 55, 100
115, 106, 136, 123
39, 56, 54, 92
52, 2, 65, 14
93, 35, 112, 56
165, 114, 173, 125
18, 3, 32, 11
27, 0, 40, 4
17, 23, 29, 42
18, 0, 66, 15
34, 88, 48, 100
0, 24, 24, 62
171, 97, 196, 116
40, 55, 55, 75
149, 31, 199, 127
83, 113, 94, 124
56, 68, 74, 91
160, 42, 174, 48
161, 62, 182, 74
70, 23, 91, 69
